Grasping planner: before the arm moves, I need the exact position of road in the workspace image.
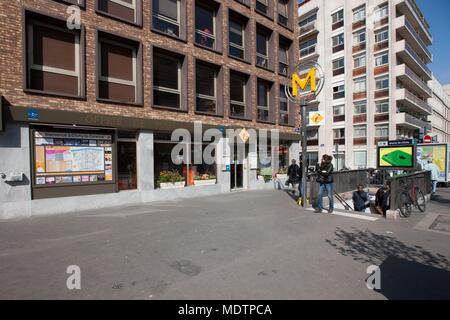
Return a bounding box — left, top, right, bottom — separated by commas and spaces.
0, 188, 449, 299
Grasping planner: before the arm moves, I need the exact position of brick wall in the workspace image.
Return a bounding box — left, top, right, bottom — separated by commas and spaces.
0, 0, 300, 133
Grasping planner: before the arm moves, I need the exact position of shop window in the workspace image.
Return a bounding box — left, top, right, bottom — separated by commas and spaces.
96, 0, 143, 26
97, 31, 142, 105
25, 11, 84, 98
152, 0, 183, 38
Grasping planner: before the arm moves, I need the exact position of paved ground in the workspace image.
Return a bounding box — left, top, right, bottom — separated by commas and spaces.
0, 188, 449, 300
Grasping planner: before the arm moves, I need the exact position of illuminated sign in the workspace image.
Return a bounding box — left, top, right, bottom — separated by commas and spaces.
286, 62, 324, 103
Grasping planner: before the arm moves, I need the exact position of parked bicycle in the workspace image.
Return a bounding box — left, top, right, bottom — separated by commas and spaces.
398, 177, 426, 217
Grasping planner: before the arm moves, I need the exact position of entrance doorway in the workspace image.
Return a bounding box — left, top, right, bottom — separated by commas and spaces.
230, 143, 246, 190
117, 140, 137, 190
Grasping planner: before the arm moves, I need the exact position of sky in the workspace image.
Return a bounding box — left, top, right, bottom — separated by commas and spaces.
416, 0, 450, 84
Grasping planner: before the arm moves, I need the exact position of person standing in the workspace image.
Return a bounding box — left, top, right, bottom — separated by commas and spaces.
287, 159, 300, 197
314, 155, 334, 213
425, 159, 440, 194
352, 185, 369, 213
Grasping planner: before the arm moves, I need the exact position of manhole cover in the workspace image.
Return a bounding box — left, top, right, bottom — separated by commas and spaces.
430, 215, 450, 233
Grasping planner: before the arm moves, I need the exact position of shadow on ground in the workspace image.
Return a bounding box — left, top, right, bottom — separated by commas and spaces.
326, 228, 450, 299
430, 194, 450, 205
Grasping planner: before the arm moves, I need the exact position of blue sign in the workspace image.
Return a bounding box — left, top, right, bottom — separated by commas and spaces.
225, 165, 231, 172
218, 126, 225, 135
28, 109, 39, 121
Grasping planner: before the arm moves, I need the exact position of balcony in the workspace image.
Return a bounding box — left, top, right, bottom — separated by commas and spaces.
394, 0, 432, 45
374, 65, 389, 76
353, 67, 366, 77
395, 16, 432, 63
353, 114, 367, 123
353, 138, 367, 146
396, 88, 432, 115
353, 92, 367, 101
374, 40, 388, 52
375, 113, 389, 123
299, 21, 318, 37
352, 19, 366, 30
395, 112, 432, 131
395, 64, 432, 98
375, 89, 389, 99
395, 40, 432, 80
352, 42, 366, 54
299, 46, 319, 60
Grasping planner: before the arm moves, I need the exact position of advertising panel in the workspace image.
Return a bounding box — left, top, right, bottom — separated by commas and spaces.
378, 145, 415, 169
417, 144, 449, 182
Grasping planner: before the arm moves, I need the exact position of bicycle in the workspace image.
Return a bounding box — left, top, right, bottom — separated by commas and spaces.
398, 177, 426, 217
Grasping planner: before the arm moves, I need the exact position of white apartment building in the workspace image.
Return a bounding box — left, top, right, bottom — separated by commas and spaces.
298, 0, 433, 169
429, 76, 450, 144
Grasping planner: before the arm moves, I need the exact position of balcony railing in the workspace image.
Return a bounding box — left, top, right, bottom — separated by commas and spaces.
405, 0, 432, 41
404, 17, 431, 60
404, 41, 431, 77
299, 21, 316, 36
403, 64, 432, 96
404, 89, 432, 114
396, 112, 431, 130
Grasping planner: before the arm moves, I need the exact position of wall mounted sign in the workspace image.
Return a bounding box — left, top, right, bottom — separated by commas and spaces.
285, 62, 325, 104
308, 111, 325, 126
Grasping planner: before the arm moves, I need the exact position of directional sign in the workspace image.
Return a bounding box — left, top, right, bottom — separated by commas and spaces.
239, 128, 250, 143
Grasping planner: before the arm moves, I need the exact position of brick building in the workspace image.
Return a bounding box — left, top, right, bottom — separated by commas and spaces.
0, 0, 300, 218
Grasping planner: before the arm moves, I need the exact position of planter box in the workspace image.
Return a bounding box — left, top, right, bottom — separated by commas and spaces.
193, 179, 216, 186
276, 174, 288, 180
257, 175, 265, 182
160, 181, 185, 189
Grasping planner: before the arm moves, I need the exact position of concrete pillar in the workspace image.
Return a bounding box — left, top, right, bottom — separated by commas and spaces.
247, 138, 258, 189
217, 136, 230, 193
0, 122, 32, 203
137, 130, 154, 191
289, 141, 300, 163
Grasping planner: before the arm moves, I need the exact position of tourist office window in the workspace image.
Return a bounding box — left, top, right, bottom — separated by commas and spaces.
354, 54, 366, 68
332, 33, 344, 53
153, 49, 183, 110
229, 15, 245, 60
279, 85, 289, 125
25, 12, 84, 97
152, 0, 182, 38
278, 0, 289, 27
196, 61, 218, 115
195, 1, 216, 50
256, 28, 269, 68
332, 57, 345, 76
257, 80, 271, 122
299, 38, 317, 57
230, 71, 248, 119
97, 32, 142, 105
97, 0, 143, 26
32, 130, 114, 190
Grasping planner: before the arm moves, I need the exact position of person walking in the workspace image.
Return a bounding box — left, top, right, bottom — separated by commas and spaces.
314, 155, 334, 213
287, 159, 300, 197
425, 159, 440, 194
352, 184, 369, 213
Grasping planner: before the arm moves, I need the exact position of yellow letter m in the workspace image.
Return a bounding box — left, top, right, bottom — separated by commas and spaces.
292, 68, 316, 97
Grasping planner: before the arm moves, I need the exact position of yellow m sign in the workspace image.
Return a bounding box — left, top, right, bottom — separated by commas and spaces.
291, 68, 316, 97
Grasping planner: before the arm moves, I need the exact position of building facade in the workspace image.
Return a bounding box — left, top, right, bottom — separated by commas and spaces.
428, 76, 450, 144
298, 0, 433, 169
0, 0, 300, 219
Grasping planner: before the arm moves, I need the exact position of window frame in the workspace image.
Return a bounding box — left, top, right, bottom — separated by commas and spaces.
354, 78, 367, 94
354, 101, 367, 114
353, 5, 365, 23
96, 0, 143, 27
229, 71, 248, 119
375, 100, 389, 114
375, 51, 389, 67
375, 124, 389, 137
354, 54, 366, 68
279, 84, 289, 125
299, 38, 317, 57
229, 16, 245, 60
194, 1, 217, 51
195, 61, 218, 115
256, 27, 270, 69
152, 0, 182, 39
153, 51, 183, 111
375, 76, 389, 90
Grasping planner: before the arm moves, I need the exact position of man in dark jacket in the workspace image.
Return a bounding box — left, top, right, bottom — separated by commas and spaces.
314, 155, 334, 213
287, 159, 300, 196
352, 185, 369, 212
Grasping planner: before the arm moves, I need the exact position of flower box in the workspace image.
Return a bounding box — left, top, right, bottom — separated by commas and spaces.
257, 175, 265, 182
276, 174, 288, 180
193, 179, 217, 186
159, 181, 185, 189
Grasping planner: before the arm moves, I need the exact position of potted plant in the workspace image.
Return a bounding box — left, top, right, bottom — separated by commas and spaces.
158, 170, 185, 189
193, 173, 217, 186
259, 167, 273, 183
276, 167, 288, 180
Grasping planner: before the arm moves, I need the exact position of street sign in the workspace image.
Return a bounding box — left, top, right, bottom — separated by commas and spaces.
239, 128, 250, 143
423, 135, 432, 144
308, 111, 325, 126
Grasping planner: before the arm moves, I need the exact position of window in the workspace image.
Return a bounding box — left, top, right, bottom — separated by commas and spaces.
353, 6, 365, 22
375, 28, 388, 44
332, 33, 344, 52
256, 29, 269, 68
376, 76, 389, 90
279, 85, 289, 125
26, 14, 83, 97
374, 3, 388, 22
278, 0, 289, 26
375, 124, 389, 137
257, 80, 270, 122
333, 105, 345, 116
98, 33, 141, 104
353, 29, 366, 46
299, 38, 317, 57
230, 71, 247, 118
229, 18, 244, 59
97, 0, 142, 25
333, 84, 345, 99
300, 13, 317, 27
354, 151, 367, 169
354, 78, 366, 94
152, 0, 180, 37
375, 52, 389, 66
195, 2, 216, 49
256, 0, 268, 16
153, 50, 181, 109
332, 9, 344, 25
354, 125, 367, 138
333, 57, 345, 76
376, 100, 389, 113
279, 41, 289, 76
354, 54, 366, 68
354, 101, 367, 114
334, 128, 345, 139
196, 62, 217, 114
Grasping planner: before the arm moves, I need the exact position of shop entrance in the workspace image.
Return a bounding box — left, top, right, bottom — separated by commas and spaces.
117, 136, 137, 190
230, 143, 246, 190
